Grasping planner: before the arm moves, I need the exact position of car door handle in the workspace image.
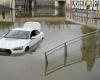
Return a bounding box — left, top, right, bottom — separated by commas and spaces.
31, 37, 36, 39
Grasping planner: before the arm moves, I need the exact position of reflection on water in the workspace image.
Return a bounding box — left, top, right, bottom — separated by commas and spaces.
0, 7, 66, 22
0, 21, 100, 80
66, 9, 100, 28
1, 6, 100, 29
16, 8, 66, 17
0, 7, 100, 80
45, 26, 100, 75
81, 27, 100, 71
0, 9, 15, 22
82, 35, 97, 71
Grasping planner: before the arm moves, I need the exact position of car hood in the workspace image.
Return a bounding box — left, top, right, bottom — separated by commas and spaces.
0, 38, 30, 49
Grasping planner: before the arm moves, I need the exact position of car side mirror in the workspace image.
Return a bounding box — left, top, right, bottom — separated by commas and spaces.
31, 36, 36, 40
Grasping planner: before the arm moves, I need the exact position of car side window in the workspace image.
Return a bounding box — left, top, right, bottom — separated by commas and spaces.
35, 30, 40, 35
30, 30, 40, 38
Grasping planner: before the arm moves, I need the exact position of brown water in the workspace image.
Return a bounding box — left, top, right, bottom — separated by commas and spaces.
0, 21, 100, 80
0, 8, 100, 80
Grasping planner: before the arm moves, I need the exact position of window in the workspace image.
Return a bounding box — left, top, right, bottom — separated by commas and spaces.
4, 30, 30, 39
30, 30, 40, 38
35, 30, 40, 35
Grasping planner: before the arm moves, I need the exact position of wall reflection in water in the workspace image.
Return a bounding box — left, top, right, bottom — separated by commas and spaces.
0, 8, 66, 22
66, 9, 100, 28
45, 28, 100, 76
16, 8, 66, 17
0, 22, 14, 37
0, 9, 15, 22
81, 26, 99, 71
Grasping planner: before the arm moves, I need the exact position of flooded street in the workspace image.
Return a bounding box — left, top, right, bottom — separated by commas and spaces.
0, 21, 100, 80
0, 5, 100, 80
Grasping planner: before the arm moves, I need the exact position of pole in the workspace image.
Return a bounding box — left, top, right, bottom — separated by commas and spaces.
64, 43, 67, 66
93, 0, 94, 11
45, 52, 48, 76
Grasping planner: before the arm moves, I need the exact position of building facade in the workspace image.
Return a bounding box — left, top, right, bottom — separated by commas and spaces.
0, 0, 15, 9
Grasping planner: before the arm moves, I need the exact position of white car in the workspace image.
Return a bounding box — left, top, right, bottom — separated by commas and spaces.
0, 22, 44, 55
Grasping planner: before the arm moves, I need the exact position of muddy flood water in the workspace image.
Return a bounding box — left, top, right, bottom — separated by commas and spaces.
0, 5, 99, 80
0, 21, 100, 80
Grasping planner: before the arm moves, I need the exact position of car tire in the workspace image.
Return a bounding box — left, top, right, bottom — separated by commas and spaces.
25, 46, 29, 52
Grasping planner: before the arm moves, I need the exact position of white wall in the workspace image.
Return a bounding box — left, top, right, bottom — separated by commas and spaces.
0, 0, 15, 9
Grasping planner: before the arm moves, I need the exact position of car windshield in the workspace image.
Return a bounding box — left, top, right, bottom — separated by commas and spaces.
4, 30, 30, 39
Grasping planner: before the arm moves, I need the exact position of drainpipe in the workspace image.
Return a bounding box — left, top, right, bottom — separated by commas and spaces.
11, 0, 15, 10
92, 0, 94, 11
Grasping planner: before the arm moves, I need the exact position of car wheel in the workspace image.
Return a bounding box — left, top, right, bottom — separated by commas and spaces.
25, 46, 29, 52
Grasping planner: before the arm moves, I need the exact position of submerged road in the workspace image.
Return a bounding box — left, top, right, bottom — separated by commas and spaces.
0, 22, 100, 80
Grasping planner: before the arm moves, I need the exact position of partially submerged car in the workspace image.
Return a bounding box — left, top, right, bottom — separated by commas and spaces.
0, 22, 44, 55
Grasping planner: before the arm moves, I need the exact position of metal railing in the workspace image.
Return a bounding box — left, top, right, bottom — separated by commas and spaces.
67, 9, 100, 29
45, 30, 100, 76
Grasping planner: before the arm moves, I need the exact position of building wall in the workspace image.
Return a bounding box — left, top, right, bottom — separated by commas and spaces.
0, 0, 15, 9
15, 0, 54, 7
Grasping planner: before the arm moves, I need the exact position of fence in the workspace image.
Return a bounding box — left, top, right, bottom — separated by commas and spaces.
45, 30, 100, 76
67, 9, 100, 28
